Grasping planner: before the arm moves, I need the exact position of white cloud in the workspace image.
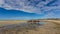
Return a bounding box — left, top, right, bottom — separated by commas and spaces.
0, 0, 60, 14
0, 0, 4, 4
41, 9, 60, 19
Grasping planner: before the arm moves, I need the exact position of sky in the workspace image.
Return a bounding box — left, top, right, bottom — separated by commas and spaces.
0, 0, 60, 20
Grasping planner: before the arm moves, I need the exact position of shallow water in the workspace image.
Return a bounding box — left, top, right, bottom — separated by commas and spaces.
0, 22, 47, 31
37, 22, 45, 25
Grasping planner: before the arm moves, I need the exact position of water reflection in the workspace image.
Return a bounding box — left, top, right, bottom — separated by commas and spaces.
0, 22, 45, 30
38, 22, 45, 25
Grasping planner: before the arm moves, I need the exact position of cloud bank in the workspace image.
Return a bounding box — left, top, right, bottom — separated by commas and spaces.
0, 0, 60, 14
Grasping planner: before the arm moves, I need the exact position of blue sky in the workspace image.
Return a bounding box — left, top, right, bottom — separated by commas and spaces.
0, 7, 60, 20
0, 0, 60, 20
0, 7, 44, 20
